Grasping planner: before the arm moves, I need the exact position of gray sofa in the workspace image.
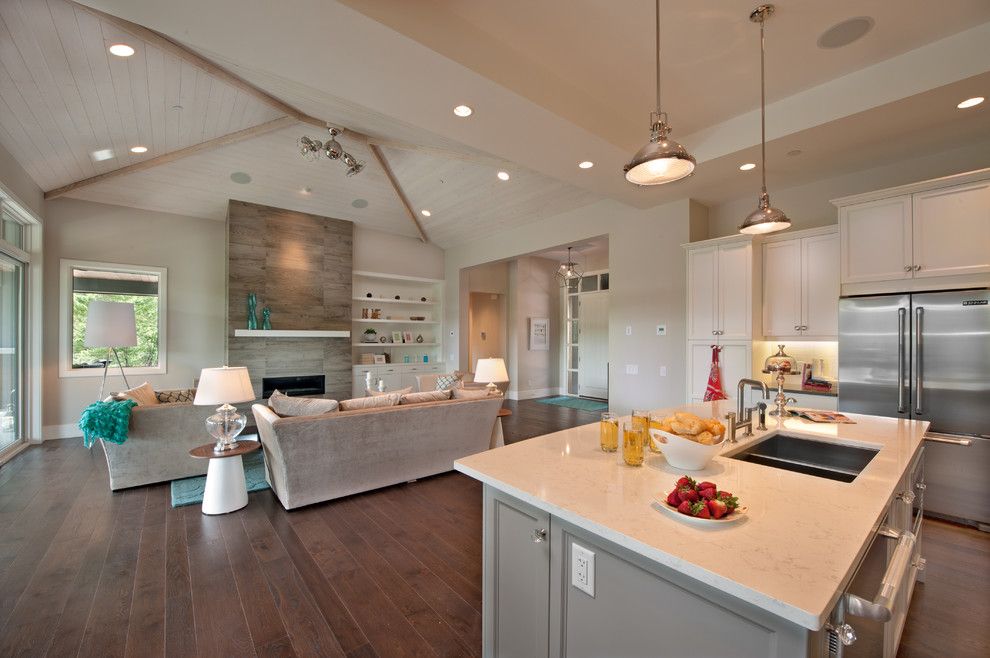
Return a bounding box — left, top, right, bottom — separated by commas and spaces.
252, 396, 502, 510
99, 396, 255, 490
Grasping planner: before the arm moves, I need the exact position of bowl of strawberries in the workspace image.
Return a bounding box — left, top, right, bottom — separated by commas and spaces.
654, 475, 746, 525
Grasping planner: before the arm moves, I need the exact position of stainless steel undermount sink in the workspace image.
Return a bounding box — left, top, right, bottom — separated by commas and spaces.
728, 433, 879, 483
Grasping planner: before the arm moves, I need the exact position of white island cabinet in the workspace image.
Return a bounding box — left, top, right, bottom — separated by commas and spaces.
457, 402, 928, 658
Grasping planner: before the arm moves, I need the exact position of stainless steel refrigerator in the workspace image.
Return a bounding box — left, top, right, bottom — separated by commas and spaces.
839, 289, 990, 529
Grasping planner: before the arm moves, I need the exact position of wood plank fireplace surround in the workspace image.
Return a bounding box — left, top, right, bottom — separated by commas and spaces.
226, 200, 353, 400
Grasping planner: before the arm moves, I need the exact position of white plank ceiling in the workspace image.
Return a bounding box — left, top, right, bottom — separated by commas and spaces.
0, 0, 283, 191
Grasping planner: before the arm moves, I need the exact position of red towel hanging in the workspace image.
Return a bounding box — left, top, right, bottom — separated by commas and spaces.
704, 345, 728, 401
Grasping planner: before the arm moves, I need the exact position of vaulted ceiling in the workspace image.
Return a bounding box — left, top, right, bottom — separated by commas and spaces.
1, 0, 988, 247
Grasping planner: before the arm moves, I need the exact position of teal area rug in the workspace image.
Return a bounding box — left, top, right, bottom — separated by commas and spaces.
536, 396, 608, 412
170, 450, 270, 508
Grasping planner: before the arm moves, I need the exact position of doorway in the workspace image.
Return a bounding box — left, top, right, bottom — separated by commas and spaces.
469, 292, 506, 370
565, 272, 609, 400
0, 253, 23, 453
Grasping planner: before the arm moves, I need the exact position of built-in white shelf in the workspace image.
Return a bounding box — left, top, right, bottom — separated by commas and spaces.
352, 319, 438, 324
235, 329, 351, 338
353, 270, 443, 284
352, 297, 437, 305
353, 342, 439, 347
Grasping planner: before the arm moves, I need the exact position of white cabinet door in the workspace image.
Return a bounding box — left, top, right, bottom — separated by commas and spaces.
912, 181, 990, 279
687, 247, 717, 340
801, 232, 839, 337
687, 341, 750, 402
717, 242, 752, 340
839, 196, 912, 284
762, 240, 801, 337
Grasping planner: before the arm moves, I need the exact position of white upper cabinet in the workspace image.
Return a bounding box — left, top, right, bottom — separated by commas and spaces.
686, 240, 753, 340
912, 181, 990, 279
839, 196, 912, 284
762, 239, 802, 336
801, 232, 840, 336
763, 230, 839, 338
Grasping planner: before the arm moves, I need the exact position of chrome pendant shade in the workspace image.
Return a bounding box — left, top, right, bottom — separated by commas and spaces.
623, 0, 695, 186
739, 4, 790, 235
297, 126, 366, 177
554, 247, 584, 286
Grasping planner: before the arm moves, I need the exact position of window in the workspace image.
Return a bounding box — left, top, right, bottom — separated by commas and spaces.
60, 260, 167, 376
1, 200, 27, 251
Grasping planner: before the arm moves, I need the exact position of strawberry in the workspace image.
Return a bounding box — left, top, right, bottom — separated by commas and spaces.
676, 475, 696, 489
677, 500, 693, 515
677, 487, 699, 503
698, 481, 717, 491
690, 501, 710, 518
666, 489, 680, 506
717, 491, 739, 511
699, 487, 717, 500
707, 499, 728, 519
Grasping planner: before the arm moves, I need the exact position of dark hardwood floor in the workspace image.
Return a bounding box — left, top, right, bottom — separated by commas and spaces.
0, 398, 985, 657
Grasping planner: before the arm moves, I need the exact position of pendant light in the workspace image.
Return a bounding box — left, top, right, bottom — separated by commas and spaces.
739, 5, 791, 235
623, 0, 695, 185
554, 247, 584, 287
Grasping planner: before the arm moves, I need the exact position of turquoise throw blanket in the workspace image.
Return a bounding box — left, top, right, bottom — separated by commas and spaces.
79, 399, 137, 449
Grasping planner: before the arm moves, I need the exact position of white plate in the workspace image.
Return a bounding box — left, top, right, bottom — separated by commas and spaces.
653, 496, 748, 526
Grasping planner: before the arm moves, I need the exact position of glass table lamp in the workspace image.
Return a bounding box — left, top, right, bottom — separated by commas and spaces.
194, 366, 256, 452
474, 358, 509, 396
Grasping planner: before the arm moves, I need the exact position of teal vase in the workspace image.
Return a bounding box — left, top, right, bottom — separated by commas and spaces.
247, 293, 258, 330
262, 307, 272, 330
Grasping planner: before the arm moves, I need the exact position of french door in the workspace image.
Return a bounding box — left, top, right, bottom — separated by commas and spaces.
0, 253, 23, 453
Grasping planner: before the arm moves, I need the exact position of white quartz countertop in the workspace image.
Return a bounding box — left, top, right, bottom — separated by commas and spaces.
454, 400, 929, 630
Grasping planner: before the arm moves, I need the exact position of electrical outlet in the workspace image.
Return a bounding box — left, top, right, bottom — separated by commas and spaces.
656, 324, 666, 336
625, 325, 633, 336
571, 543, 595, 597
660, 366, 667, 377
625, 364, 638, 375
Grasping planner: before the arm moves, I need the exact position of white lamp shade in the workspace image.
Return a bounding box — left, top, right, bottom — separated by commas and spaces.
475, 358, 509, 384
84, 300, 137, 348
194, 366, 256, 405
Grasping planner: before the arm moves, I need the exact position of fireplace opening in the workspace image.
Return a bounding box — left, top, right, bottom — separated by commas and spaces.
262, 374, 325, 399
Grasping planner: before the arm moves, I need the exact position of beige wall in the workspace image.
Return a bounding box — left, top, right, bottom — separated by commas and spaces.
41, 199, 444, 435
506, 256, 560, 398
445, 198, 696, 414
707, 138, 990, 238
468, 292, 506, 369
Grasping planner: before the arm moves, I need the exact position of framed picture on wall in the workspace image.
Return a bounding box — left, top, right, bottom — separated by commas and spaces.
391, 331, 403, 344
402, 331, 414, 343
529, 317, 549, 351
373, 354, 387, 365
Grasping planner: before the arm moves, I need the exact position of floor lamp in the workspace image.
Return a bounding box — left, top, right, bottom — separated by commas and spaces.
84, 300, 137, 401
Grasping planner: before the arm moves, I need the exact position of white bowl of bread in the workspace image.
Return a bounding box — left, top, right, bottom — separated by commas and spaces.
650, 412, 726, 471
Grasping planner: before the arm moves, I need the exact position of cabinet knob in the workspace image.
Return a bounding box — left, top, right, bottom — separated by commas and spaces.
898, 490, 916, 505
904, 265, 912, 272
915, 482, 927, 491
712, 330, 717, 336
801, 325, 808, 331
532, 528, 547, 543
914, 557, 927, 572
914, 265, 922, 271
794, 325, 800, 331
826, 622, 857, 646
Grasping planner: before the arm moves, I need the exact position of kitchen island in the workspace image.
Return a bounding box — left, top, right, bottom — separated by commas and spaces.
455, 400, 928, 658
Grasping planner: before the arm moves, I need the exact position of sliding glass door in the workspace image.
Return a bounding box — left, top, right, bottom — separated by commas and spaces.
0, 253, 22, 453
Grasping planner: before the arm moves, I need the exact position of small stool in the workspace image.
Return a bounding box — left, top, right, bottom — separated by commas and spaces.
189, 441, 261, 515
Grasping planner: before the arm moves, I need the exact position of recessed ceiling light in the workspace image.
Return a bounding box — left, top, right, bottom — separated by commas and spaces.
787, 149, 803, 157
497, 171, 510, 181
351, 198, 369, 208
90, 148, 114, 162
453, 105, 473, 117
300, 187, 312, 195
957, 97, 985, 109
420, 209, 432, 217
817, 17, 874, 49
739, 163, 756, 171
578, 161, 594, 169
108, 43, 135, 57
230, 172, 252, 184
129, 145, 148, 154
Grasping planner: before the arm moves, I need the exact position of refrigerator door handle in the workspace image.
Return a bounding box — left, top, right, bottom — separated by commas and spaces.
897, 308, 907, 414
914, 307, 924, 415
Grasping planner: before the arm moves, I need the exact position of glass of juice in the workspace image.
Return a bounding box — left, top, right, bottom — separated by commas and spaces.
647, 412, 665, 453
600, 412, 619, 452
622, 422, 645, 466
632, 410, 651, 452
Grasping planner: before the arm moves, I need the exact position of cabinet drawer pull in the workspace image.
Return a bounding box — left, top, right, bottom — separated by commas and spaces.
532, 528, 547, 543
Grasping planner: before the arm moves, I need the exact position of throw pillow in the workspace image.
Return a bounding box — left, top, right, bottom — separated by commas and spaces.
155, 388, 196, 404
452, 387, 494, 400
435, 374, 461, 391
339, 393, 401, 411
268, 390, 339, 417
116, 382, 159, 406
399, 389, 452, 405
366, 386, 413, 397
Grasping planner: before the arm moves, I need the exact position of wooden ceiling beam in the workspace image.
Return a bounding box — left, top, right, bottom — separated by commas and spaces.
44, 117, 297, 199
369, 145, 429, 243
